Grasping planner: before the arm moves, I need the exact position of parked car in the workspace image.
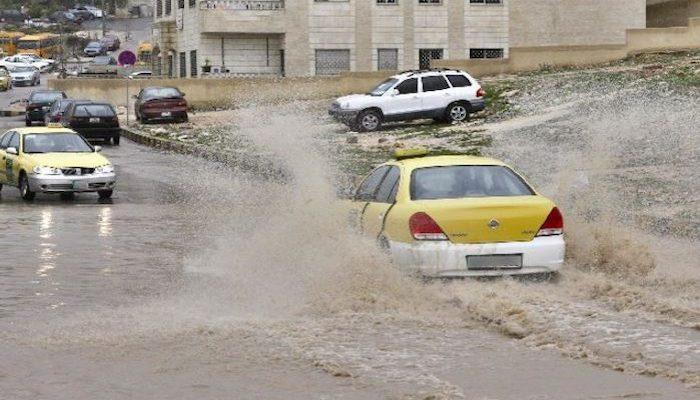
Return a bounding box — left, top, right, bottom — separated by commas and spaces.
350, 149, 565, 277
0, 10, 25, 24
25, 90, 68, 126
49, 11, 80, 25
134, 87, 188, 124
83, 41, 105, 57
12, 54, 53, 71
69, 7, 94, 22
100, 35, 120, 52
0, 67, 10, 91
329, 69, 486, 132
44, 99, 87, 124
62, 101, 121, 145
9, 65, 40, 87
0, 56, 33, 70
84, 5, 104, 19
80, 55, 118, 75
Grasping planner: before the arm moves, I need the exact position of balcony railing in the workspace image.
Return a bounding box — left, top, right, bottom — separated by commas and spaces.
199, 0, 285, 10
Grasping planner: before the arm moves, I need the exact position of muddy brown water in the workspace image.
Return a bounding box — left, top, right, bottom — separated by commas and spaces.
0, 86, 698, 399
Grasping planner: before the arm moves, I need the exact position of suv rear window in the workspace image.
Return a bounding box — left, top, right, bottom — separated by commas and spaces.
421, 75, 450, 92
446, 74, 471, 87
74, 104, 115, 117
411, 166, 534, 200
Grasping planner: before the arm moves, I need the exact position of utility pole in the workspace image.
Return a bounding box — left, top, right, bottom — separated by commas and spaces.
101, 0, 107, 38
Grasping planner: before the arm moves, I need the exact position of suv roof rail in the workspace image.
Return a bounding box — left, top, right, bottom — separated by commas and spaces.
400, 68, 465, 77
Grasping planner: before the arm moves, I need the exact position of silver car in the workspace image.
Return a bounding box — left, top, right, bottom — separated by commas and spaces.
9, 65, 40, 87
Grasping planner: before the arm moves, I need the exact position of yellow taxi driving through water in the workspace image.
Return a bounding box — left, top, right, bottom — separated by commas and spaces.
351, 149, 564, 277
0, 125, 116, 201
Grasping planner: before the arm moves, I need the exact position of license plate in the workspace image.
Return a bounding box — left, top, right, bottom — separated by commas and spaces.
161, 112, 172, 117
72, 180, 88, 190
89, 117, 100, 123
467, 254, 523, 270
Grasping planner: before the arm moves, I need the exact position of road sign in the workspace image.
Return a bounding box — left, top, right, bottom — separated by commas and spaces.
118, 50, 137, 66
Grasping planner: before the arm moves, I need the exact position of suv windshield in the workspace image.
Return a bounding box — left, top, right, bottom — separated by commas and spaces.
142, 87, 181, 100
411, 166, 535, 200
30, 92, 63, 103
23, 133, 93, 154
369, 78, 398, 96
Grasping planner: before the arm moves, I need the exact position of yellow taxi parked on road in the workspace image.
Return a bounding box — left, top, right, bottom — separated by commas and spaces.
0, 125, 116, 201
0, 66, 10, 91
351, 150, 564, 277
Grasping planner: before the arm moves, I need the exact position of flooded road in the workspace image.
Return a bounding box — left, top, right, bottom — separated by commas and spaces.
0, 100, 698, 399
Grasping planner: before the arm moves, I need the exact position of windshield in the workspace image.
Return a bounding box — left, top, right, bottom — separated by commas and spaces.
411, 166, 535, 200
87, 42, 101, 48
30, 92, 63, 102
23, 133, 93, 154
369, 78, 398, 96
142, 88, 181, 99
12, 66, 35, 73
18, 40, 39, 50
74, 104, 115, 117
0, 69, 7, 76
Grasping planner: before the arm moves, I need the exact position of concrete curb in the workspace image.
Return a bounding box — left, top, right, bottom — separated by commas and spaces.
0, 110, 25, 117
120, 125, 230, 164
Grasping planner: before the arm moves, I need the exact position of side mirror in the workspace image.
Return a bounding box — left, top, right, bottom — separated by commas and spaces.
389, 89, 399, 96
94, 145, 102, 153
6, 147, 18, 155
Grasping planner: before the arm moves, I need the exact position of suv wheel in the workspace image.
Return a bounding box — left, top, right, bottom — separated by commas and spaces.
356, 110, 382, 132
447, 102, 470, 123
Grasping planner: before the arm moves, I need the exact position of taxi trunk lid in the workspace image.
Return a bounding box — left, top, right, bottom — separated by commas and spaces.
416, 196, 555, 244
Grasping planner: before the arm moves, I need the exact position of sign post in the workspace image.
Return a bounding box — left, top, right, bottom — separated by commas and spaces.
119, 51, 137, 126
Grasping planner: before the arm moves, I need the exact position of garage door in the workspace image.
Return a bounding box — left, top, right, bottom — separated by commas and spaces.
315, 49, 350, 76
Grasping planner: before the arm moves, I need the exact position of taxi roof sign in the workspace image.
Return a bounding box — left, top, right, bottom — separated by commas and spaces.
394, 148, 429, 160
46, 122, 63, 128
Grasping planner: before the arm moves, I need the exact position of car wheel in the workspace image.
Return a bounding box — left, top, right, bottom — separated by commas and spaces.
60, 192, 75, 201
446, 102, 470, 123
25, 118, 32, 127
356, 109, 382, 132
98, 189, 113, 199
19, 173, 35, 201
112, 135, 120, 146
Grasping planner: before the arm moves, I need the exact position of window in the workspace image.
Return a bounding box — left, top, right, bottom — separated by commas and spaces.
446, 74, 471, 87
356, 166, 390, 201
411, 166, 535, 200
8, 133, 19, 150
0, 132, 12, 149
421, 75, 450, 92
179, 52, 186, 78
470, 48, 504, 59
190, 50, 197, 77
315, 49, 350, 76
157, 0, 162, 17
375, 166, 400, 203
419, 48, 443, 70
377, 48, 398, 71
178, 0, 184, 9
167, 55, 173, 78
189, 0, 196, 7
165, 0, 172, 15
376, 0, 398, 4
74, 104, 116, 117
395, 78, 418, 94
470, 0, 502, 3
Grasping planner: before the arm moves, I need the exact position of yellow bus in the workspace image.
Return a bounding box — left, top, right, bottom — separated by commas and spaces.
17, 33, 60, 59
0, 31, 25, 56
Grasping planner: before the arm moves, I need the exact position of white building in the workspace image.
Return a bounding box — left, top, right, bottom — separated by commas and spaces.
153, 0, 509, 77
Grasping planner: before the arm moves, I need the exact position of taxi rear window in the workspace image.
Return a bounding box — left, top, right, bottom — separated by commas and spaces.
411, 165, 534, 200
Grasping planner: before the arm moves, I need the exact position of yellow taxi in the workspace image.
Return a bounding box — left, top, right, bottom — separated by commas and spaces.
351, 149, 565, 277
0, 125, 116, 201
0, 66, 10, 91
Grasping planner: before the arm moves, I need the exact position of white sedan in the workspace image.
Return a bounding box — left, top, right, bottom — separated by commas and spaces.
0, 55, 50, 72
15, 54, 54, 71
8, 65, 40, 87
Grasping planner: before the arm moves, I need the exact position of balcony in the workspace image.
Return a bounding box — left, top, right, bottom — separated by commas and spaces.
199, 0, 286, 34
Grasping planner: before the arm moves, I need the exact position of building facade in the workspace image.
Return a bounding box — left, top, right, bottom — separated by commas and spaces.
153, 0, 509, 77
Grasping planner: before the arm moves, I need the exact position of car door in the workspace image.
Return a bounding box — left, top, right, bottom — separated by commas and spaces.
0, 132, 10, 184
419, 75, 452, 116
361, 166, 400, 239
381, 78, 422, 118
352, 166, 390, 231
4, 132, 19, 185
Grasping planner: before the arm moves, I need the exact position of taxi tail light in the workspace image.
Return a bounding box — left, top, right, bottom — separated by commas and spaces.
409, 212, 448, 241
476, 87, 486, 98
537, 207, 564, 236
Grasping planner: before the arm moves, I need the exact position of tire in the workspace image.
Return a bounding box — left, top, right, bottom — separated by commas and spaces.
446, 102, 470, 123
112, 135, 120, 146
25, 118, 32, 127
19, 173, 35, 201
356, 109, 382, 132
98, 189, 113, 199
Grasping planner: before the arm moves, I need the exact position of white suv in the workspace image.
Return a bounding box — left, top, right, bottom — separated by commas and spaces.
329, 69, 485, 132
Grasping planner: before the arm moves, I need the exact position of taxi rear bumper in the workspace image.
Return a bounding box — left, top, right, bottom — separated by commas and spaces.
28, 172, 117, 193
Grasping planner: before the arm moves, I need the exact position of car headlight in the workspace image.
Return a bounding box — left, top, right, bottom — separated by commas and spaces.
95, 164, 114, 174
33, 166, 61, 175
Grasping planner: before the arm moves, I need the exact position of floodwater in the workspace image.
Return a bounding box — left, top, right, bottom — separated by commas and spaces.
0, 83, 699, 399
